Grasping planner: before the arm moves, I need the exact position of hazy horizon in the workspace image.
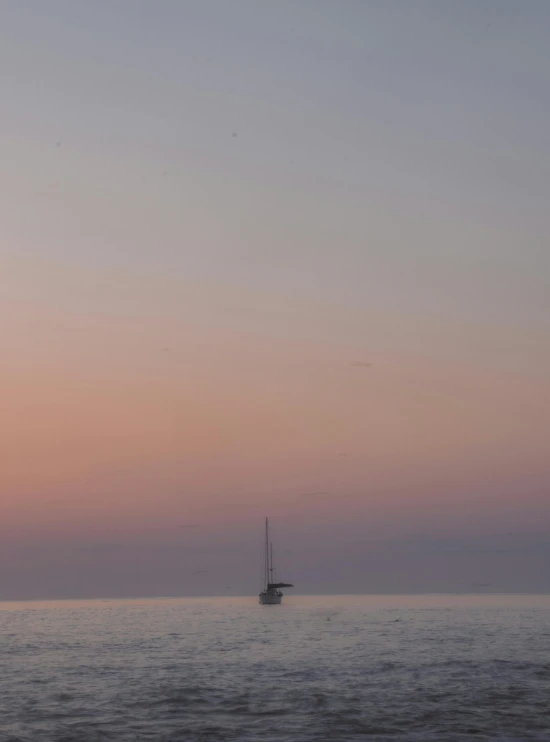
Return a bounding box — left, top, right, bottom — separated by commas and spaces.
2, 0, 549, 600
2, 591, 549, 606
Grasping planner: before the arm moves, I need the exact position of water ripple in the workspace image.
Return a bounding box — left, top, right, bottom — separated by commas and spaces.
1, 595, 550, 741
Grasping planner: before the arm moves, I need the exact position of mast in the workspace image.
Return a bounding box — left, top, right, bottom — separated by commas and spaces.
264, 517, 269, 589
270, 542, 274, 584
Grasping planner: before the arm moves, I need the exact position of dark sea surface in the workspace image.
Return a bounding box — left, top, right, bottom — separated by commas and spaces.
1, 594, 550, 741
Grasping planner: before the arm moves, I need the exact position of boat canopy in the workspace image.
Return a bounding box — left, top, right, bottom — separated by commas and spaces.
267, 582, 293, 589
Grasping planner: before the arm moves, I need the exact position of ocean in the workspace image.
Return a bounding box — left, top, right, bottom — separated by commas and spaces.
1, 594, 549, 741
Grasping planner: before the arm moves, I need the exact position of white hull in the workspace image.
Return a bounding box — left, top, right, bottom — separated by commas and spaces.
259, 590, 282, 605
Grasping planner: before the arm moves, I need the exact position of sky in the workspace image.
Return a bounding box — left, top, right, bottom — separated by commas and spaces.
1, 0, 549, 599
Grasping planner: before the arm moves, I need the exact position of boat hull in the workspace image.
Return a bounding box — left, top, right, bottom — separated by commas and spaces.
259, 590, 283, 605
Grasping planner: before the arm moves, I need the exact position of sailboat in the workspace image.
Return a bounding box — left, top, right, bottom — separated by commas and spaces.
259, 517, 293, 605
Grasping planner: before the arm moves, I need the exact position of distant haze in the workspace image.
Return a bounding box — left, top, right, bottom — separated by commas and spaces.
1, 0, 549, 599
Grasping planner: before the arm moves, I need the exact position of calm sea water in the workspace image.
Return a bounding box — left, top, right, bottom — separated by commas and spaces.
1, 594, 550, 741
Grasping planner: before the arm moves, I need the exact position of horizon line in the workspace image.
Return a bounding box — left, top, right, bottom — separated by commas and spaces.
1, 591, 549, 604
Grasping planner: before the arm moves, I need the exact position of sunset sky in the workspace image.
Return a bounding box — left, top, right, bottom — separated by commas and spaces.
1, 0, 549, 599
